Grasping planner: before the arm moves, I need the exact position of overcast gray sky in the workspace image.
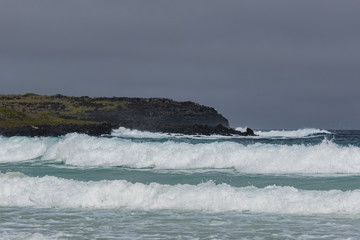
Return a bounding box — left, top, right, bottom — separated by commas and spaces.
1, 0, 359, 129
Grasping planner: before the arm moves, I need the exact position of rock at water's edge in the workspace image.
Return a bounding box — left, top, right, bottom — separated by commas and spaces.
0, 94, 256, 137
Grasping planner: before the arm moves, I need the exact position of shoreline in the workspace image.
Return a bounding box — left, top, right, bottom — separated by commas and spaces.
0, 123, 255, 137
0, 94, 256, 137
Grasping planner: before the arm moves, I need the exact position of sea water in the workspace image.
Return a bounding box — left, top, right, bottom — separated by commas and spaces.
1, 128, 360, 239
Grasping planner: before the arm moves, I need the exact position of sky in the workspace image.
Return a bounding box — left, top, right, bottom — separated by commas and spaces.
1, 0, 359, 129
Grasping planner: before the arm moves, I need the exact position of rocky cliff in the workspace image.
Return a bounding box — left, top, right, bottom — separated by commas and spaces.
0, 94, 254, 137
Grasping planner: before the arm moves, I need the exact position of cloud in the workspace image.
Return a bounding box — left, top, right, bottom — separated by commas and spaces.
1, 0, 359, 129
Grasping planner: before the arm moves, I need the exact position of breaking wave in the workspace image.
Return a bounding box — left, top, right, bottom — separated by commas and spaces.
111, 127, 171, 139
111, 127, 236, 139
112, 127, 331, 139
236, 128, 331, 138
1, 134, 360, 174
0, 136, 55, 162
1, 173, 360, 214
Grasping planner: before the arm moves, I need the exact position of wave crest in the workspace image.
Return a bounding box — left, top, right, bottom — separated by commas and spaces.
112, 127, 332, 139
1, 173, 360, 214
236, 128, 331, 138
1, 134, 360, 174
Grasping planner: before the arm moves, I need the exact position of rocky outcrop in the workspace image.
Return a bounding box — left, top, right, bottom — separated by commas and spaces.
84, 97, 230, 129
0, 123, 256, 137
0, 94, 256, 137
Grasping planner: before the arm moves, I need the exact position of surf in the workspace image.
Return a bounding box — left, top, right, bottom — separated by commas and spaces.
1, 133, 360, 175
1, 173, 360, 214
111, 127, 331, 139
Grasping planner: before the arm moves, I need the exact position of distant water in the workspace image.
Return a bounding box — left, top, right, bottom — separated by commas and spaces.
1, 128, 360, 239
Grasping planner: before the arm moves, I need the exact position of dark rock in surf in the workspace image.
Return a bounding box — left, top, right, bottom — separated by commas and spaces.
245, 128, 256, 136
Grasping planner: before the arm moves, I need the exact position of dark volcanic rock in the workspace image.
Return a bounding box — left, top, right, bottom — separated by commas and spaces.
0, 123, 256, 137
0, 94, 256, 137
85, 98, 230, 128
245, 128, 256, 136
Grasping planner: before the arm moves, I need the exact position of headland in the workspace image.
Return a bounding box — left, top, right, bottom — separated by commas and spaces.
0, 94, 255, 137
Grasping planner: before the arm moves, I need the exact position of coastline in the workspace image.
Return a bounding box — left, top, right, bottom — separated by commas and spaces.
0, 123, 255, 137
0, 94, 255, 137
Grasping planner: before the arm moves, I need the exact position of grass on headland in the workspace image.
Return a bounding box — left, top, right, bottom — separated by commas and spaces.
0, 94, 126, 128
0, 107, 96, 128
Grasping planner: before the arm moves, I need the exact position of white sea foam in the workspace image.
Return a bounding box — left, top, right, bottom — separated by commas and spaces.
0, 232, 57, 240
111, 127, 228, 139
112, 127, 331, 139
111, 127, 171, 138
1, 173, 360, 214
1, 134, 360, 174
0, 136, 56, 163
244, 128, 332, 138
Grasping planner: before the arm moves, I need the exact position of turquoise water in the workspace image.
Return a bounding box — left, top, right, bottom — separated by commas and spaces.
1, 129, 360, 239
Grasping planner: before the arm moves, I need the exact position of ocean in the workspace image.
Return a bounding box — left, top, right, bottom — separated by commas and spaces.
1, 128, 360, 239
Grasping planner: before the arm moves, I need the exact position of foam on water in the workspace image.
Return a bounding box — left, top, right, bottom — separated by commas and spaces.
236, 128, 332, 138
0, 232, 58, 240
111, 127, 232, 139
1, 133, 360, 174
0, 136, 56, 162
111, 127, 171, 139
112, 127, 331, 139
1, 173, 360, 214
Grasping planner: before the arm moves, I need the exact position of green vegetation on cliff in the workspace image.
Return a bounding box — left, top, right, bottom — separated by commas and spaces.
0, 94, 229, 131
0, 94, 124, 128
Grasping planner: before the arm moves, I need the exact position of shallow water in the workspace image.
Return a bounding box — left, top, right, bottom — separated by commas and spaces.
2, 208, 360, 239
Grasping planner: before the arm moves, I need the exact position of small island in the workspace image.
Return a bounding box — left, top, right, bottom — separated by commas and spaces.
0, 94, 255, 137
